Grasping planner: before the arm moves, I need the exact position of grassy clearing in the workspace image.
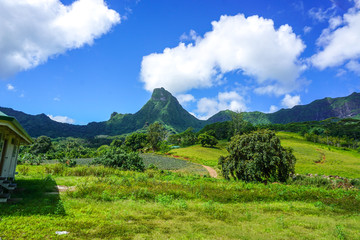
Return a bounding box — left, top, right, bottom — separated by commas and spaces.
3, 132, 360, 239
1, 165, 360, 239
168, 141, 228, 167
169, 132, 360, 178
42, 154, 209, 175
278, 132, 360, 178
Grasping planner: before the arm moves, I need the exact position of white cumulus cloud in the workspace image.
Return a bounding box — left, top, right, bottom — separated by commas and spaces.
312, 1, 360, 69
346, 60, 360, 75
0, 0, 120, 78
281, 94, 301, 108
268, 105, 278, 113
141, 14, 306, 95
195, 91, 247, 120
6, 84, 15, 91
48, 115, 75, 124
176, 94, 196, 105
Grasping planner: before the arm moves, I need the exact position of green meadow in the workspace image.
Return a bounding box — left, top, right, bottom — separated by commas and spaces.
1, 132, 360, 239
170, 132, 360, 178
278, 132, 360, 178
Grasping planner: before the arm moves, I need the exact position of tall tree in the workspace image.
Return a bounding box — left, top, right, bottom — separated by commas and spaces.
147, 122, 167, 151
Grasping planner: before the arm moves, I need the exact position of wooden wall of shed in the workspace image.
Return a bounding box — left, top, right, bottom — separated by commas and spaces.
0, 129, 20, 179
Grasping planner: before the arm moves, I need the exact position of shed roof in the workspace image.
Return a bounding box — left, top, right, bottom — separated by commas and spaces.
0, 111, 33, 144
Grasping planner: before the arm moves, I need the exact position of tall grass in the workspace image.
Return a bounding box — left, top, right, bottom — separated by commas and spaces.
1, 164, 360, 239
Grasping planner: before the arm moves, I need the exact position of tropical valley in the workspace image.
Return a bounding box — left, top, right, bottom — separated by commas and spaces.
1, 88, 360, 239
2, 0, 360, 239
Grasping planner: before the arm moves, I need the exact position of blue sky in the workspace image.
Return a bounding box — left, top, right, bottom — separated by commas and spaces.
0, 0, 360, 124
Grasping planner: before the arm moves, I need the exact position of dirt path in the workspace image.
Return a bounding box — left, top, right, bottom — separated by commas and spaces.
202, 165, 218, 178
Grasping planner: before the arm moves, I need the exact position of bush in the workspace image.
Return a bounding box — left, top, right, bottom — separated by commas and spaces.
124, 133, 148, 151
198, 133, 218, 147
18, 153, 45, 165
93, 147, 145, 172
159, 141, 171, 153
219, 130, 296, 183
59, 158, 77, 167
168, 128, 197, 147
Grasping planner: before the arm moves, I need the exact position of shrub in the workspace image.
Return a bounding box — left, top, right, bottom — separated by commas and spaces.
159, 141, 171, 153
168, 128, 197, 147
124, 133, 148, 151
147, 122, 167, 151
19, 153, 46, 165
219, 130, 296, 183
93, 147, 145, 172
44, 163, 66, 175
198, 133, 218, 148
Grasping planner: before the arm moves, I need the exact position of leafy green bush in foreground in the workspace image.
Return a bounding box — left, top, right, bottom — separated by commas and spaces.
219, 130, 296, 183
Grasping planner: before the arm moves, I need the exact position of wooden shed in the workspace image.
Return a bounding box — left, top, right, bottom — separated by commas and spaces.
0, 111, 32, 202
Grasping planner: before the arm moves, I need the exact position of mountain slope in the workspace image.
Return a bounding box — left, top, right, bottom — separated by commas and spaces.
268, 92, 360, 124
1, 90, 360, 138
104, 87, 204, 134
0, 88, 205, 137
206, 92, 360, 125
0, 107, 88, 138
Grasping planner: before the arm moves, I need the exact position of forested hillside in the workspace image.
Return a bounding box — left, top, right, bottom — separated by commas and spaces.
1, 89, 360, 138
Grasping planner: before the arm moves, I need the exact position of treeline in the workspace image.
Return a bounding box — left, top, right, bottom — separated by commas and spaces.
19, 122, 170, 168
20, 116, 360, 167
193, 116, 360, 151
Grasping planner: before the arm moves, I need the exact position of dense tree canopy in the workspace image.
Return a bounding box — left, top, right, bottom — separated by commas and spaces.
147, 122, 167, 151
198, 133, 218, 148
124, 132, 148, 151
29, 136, 52, 155
219, 130, 296, 183
167, 127, 197, 147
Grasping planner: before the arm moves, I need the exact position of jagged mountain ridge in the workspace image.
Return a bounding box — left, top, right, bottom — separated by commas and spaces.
208, 92, 360, 124
103, 87, 204, 134
0, 88, 206, 138
1, 88, 360, 138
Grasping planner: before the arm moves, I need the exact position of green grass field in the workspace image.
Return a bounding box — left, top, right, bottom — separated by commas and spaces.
2, 132, 360, 239
169, 141, 228, 167
170, 132, 360, 179
1, 165, 360, 239
278, 132, 360, 178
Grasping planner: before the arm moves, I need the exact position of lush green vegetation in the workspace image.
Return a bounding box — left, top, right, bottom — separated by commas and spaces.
169, 132, 360, 179
219, 130, 296, 182
198, 133, 218, 148
93, 147, 144, 172
1, 164, 360, 239
278, 132, 360, 178
261, 118, 360, 150
168, 127, 197, 147
5, 98, 360, 239
169, 142, 228, 167
3, 90, 360, 139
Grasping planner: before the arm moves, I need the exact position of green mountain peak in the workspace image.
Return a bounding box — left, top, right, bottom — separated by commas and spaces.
1, 90, 360, 138
150, 87, 173, 102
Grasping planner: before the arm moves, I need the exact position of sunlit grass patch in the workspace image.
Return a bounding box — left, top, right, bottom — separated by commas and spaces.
278, 132, 360, 178
168, 142, 228, 167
